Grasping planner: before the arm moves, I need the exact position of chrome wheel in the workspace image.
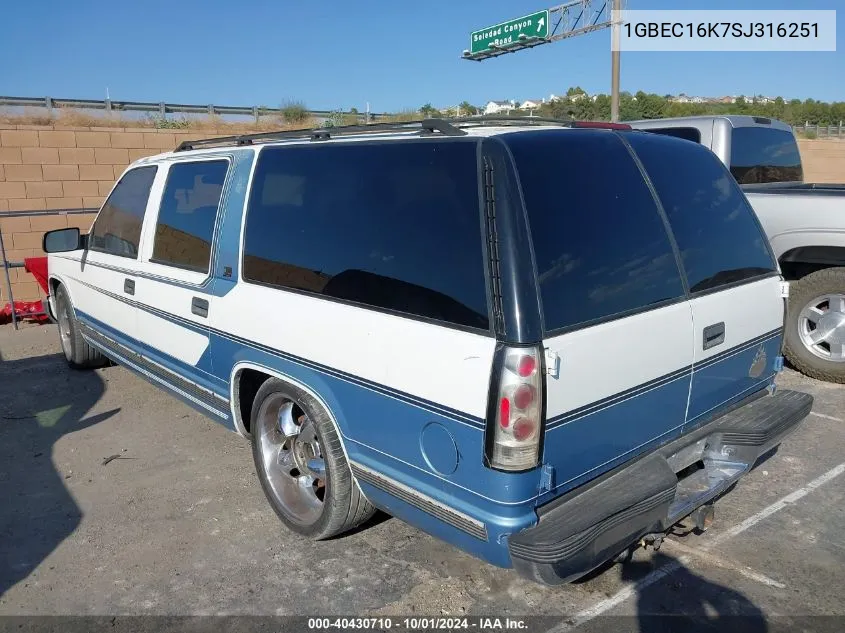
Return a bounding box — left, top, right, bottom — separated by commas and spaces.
798, 293, 845, 362
255, 395, 327, 526
57, 303, 73, 361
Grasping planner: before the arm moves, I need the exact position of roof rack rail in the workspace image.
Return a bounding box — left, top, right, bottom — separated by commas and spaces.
174, 118, 466, 152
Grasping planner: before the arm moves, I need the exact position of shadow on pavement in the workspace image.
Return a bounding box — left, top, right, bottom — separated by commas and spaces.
0, 350, 119, 599
620, 551, 768, 633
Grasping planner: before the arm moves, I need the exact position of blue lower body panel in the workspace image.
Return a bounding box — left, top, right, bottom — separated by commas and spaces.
686, 332, 782, 432
210, 332, 540, 568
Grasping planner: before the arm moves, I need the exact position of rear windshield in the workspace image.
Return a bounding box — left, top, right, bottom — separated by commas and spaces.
730, 126, 803, 184
645, 126, 702, 144
242, 141, 490, 331
504, 129, 686, 333
627, 132, 777, 294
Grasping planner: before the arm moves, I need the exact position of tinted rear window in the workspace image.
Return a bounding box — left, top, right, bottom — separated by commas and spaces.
646, 127, 702, 143
627, 132, 776, 293
242, 141, 489, 330
504, 130, 685, 333
730, 126, 803, 184
152, 160, 229, 272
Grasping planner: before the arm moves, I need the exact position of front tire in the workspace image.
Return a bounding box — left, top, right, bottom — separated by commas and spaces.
54, 284, 105, 369
783, 267, 845, 384
250, 378, 375, 539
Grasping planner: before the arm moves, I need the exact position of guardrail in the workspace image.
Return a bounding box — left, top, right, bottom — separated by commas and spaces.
0, 95, 389, 123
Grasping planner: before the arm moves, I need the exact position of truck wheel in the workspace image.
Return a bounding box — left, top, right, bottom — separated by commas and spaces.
54, 284, 105, 369
783, 268, 845, 384
251, 378, 375, 539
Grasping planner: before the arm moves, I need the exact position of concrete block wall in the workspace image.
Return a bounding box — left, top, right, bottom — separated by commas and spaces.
2, 124, 845, 302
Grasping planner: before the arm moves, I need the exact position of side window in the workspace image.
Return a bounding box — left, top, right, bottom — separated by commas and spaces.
627, 132, 776, 294
89, 166, 157, 258
504, 129, 685, 333
645, 127, 702, 144
242, 141, 489, 330
151, 160, 229, 272
729, 126, 803, 184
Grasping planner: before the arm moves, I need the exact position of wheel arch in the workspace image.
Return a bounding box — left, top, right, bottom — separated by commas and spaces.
779, 245, 845, 267
48, 274, 74, 319
778, 246, 845, 281
228, 361, 353, 464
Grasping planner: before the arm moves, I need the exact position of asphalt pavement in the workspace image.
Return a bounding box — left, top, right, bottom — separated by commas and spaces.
1, 322, 843, 631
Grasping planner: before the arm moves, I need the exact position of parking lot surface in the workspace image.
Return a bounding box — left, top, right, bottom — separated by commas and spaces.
1, 323, 843, 629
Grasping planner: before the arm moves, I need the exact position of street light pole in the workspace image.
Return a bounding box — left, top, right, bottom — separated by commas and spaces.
610, 0, 622, 122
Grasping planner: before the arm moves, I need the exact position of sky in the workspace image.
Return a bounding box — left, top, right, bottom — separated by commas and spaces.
1, 0, 842, 113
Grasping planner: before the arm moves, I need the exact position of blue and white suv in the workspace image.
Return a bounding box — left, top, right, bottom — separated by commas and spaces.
43, 118, 812, 584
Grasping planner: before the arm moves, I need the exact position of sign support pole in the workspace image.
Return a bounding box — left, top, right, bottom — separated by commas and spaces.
610, 0, 622, 122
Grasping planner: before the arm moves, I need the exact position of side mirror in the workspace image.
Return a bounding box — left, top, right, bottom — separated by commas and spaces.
43, 227, 84, 253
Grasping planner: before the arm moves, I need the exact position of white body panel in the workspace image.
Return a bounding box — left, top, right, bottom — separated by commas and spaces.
213, 283, 497, 418
50, 252, 138, 340
689, 277, 783, 363
543, 302, 694, 418
131, 276, 211, 365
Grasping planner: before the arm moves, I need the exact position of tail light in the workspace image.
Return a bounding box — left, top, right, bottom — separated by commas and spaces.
486, 345, 544, 471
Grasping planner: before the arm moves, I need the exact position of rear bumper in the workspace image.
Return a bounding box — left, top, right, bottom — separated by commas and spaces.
509, 389, 812, 585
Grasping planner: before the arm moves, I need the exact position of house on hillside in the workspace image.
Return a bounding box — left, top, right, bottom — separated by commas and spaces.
520, 99, 543, 110
484, 100, 516, 115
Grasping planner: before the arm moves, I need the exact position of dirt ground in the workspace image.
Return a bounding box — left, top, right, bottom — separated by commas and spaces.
1, 322, 843, 631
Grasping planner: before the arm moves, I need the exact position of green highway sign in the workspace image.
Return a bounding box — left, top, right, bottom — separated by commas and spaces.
470, 10, 550, 55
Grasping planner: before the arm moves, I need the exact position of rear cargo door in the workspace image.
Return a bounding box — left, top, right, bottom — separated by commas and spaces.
503, 130, 695, 498
626, 132, 783, 430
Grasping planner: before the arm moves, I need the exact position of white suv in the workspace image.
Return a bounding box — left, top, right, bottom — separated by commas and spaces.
43, 118, 812, 584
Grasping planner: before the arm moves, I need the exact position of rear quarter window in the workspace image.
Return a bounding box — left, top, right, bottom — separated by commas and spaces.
626, 131, 777, 294
504, 129, 686, 333
729, 126, 803, 184
241, 141, 489, 330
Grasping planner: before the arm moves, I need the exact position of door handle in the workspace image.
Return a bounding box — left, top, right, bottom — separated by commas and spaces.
191, 297, 209, 318
703, 322, 725, 350
124, 278, 135, 295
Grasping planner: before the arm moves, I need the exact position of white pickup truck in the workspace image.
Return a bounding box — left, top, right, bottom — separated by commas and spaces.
630, 115, 845, 384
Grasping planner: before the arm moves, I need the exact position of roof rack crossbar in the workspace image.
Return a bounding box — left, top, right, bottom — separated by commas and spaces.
175, 119, 466, 151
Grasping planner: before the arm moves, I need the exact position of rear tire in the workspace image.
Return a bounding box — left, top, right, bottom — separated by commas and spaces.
250, 378, 375, 539
54, 284, 105, 369
783, 267, 845, 384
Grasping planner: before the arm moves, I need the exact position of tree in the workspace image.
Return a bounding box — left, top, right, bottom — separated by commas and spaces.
566, 86, 587, 97
471, 90, 843, 126
419, 103, 440, 117
593, 94, 611, 121
458, 101, 479, 116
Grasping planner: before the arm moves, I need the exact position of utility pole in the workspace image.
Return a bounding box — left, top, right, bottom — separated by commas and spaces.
610, 0, 622, 122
